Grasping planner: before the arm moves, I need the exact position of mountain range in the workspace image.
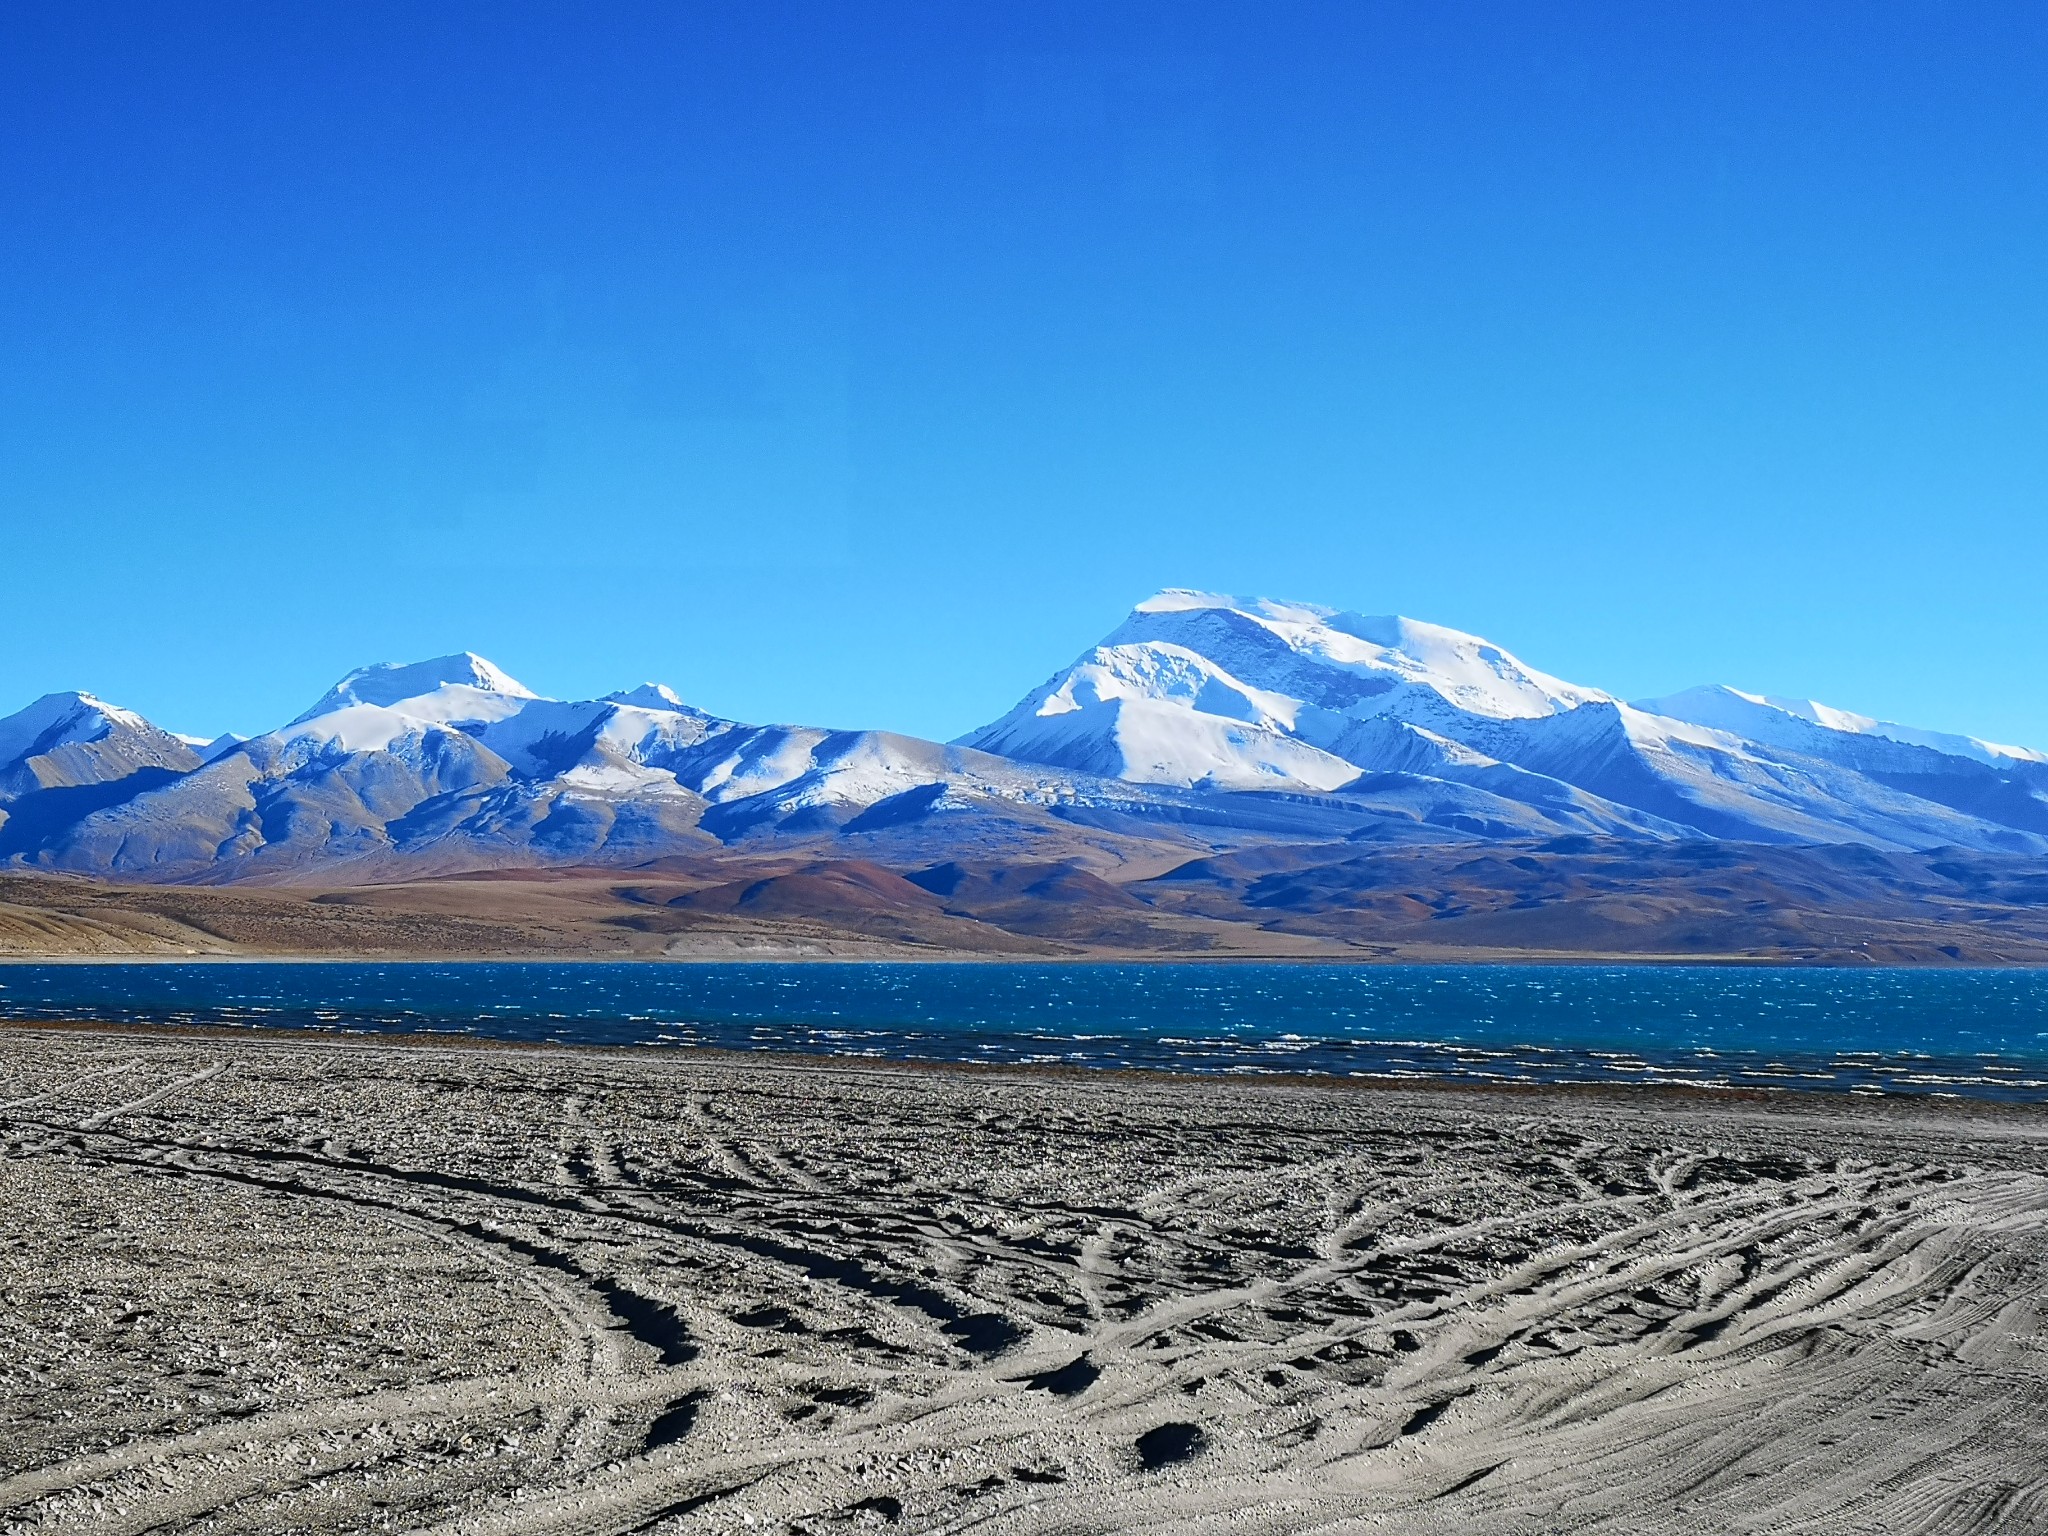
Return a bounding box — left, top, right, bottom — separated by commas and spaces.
4, 590, 2047, 901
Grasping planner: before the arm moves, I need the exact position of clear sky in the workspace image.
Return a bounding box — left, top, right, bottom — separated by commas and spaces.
4, 2, 2045, 747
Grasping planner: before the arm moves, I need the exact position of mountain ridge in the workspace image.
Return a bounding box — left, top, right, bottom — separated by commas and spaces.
3, 591, 2045, 885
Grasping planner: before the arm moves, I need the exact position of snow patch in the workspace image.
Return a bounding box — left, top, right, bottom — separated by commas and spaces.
293, 653, 536, 723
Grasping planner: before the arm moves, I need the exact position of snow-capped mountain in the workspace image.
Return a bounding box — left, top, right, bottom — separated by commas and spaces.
5, 654, 1187, 880
0, 692, 204, 861
4, 592, 2045, 883
0, 691, 201, 798
963, 593, 1606, 791
961, 591, 2048, 854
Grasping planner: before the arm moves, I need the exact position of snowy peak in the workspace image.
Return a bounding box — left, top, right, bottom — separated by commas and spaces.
194, 732, 248, 762
962, 591, 1610, 792
1641, 685, 2048, 768
0, 692, 138, 766
0, 689, 200, 765
0, 690, 202, 800
604, 683, 696, 714
1112, 591, 1603, 721
274, 653, 542, 756
293, 653, 535, 723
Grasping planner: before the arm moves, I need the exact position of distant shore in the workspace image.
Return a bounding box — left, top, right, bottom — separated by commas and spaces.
10, 847, 2048, 967
5, 949, 2009, 966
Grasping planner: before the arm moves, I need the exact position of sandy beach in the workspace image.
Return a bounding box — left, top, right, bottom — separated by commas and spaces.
3, 1025, 2045, 1534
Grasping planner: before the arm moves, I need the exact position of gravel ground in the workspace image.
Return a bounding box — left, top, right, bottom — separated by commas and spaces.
3, 1025, 2045, 1534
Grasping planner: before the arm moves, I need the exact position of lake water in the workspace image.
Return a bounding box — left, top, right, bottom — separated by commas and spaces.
2, 962, 2046, 1101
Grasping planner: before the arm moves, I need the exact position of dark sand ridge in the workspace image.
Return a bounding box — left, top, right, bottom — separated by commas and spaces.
3, 1025, 2045, 1533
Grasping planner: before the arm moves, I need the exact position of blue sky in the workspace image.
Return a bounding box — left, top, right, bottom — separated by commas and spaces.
3, 2, 2045, 746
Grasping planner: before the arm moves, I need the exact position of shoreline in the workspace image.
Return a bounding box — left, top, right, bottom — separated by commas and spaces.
6, 1015, 2045, 1124
5, 949, 2048, 968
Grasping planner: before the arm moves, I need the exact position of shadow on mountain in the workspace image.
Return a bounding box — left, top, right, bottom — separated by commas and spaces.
0, 769, 189, 859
